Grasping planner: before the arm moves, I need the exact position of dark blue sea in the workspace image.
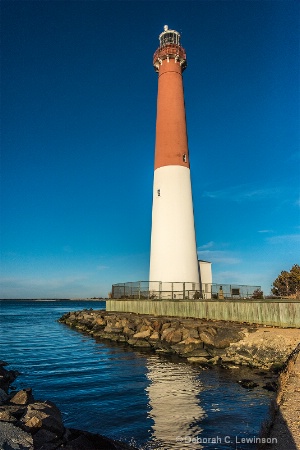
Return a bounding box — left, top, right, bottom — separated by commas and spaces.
0, 300, 275, 449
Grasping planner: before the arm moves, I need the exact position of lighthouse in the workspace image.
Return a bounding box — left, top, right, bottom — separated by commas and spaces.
149, 26, 200, 297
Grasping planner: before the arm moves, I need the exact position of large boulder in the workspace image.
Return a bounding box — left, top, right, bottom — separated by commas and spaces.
164, 329, 182, 344
123, 326, 135, 336
103, 326, 123, 333
200, 328, 244, 349
161, 322, 171, 332
0, 388, 9, 405
0, 404, 27, 421
187, 357, 210, 365
127, 339, 151, 348
133, 329, 151, 339
161, 327, 175, 340
213, 328, 244, 349
0, 365, 19, 392
63, 428, 136, 450
0, 421, 33, 449
94, 317, 106, 326
33, 428, 63, 449
136, 324, 151, 333
172, 339, 205, 357
199, 331, 215, 346
0, 409, 18, 422
21, 400, 65, 436
150, 320, 161, 332
10, 388, 34, 405
149, 331, 160, 341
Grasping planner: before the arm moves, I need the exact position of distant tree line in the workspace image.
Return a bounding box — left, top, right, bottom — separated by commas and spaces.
271, 264, 300, 298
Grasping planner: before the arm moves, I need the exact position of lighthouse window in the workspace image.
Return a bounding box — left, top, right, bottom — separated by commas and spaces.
183, 154, 187, 162
157, 189, 160, 196
160, 32, 179, 47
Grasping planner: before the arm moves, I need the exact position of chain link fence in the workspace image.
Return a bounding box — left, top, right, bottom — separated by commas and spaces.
111, 281, 261, 300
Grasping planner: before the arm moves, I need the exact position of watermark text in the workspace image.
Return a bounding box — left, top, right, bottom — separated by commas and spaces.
175, 435, 278, 445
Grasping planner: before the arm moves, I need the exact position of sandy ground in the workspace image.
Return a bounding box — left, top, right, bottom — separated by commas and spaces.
247, 328, 300, 344
240, 327, 300, 350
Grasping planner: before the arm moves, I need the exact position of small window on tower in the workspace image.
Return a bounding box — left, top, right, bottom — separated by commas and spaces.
183, 154, 187, 162
157, 189, 160, 197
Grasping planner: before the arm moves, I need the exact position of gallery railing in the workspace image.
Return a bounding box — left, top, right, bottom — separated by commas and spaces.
111, 281, 261, 300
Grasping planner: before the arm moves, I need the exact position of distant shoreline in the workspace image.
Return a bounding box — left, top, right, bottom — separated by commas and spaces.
0, 298, 107, 301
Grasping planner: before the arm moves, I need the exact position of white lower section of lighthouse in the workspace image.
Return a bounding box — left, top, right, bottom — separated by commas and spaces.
149, 165, 200, 288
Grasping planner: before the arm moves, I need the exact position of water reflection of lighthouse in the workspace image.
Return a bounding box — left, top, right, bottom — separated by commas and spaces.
145, 356, 205, 449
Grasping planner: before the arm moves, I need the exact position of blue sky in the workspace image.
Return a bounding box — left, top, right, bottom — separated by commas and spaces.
1, 0, 299, 298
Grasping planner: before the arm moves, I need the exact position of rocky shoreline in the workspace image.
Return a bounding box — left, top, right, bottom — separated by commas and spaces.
58, 309, 300, 371
259, 344, 300, 449
0, 361, 136, 450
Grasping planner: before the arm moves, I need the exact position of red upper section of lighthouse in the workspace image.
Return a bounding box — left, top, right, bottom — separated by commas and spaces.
153, 26, 187, 73
153, 26, 190, 170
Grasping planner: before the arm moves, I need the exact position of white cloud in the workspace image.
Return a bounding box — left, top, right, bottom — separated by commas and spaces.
0, 275, 88, 289
0, 275, 94, 299
213, 269, 266, 290
197, 241, 215, 250
258, 229, 274, 233
266, 234, 300, 245
96, 265, 109, 270
197, 249, 241, 265
213, 270, 246, 284
197, 241, 240, 265
203, 183, 285, 202
197, 236, 299, 294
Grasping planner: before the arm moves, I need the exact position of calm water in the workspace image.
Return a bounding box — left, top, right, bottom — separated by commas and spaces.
0, 300, 274, 449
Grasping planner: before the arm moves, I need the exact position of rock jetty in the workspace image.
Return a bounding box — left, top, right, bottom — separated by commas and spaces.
0, 360, 136, 450
58, 309, 300, 371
